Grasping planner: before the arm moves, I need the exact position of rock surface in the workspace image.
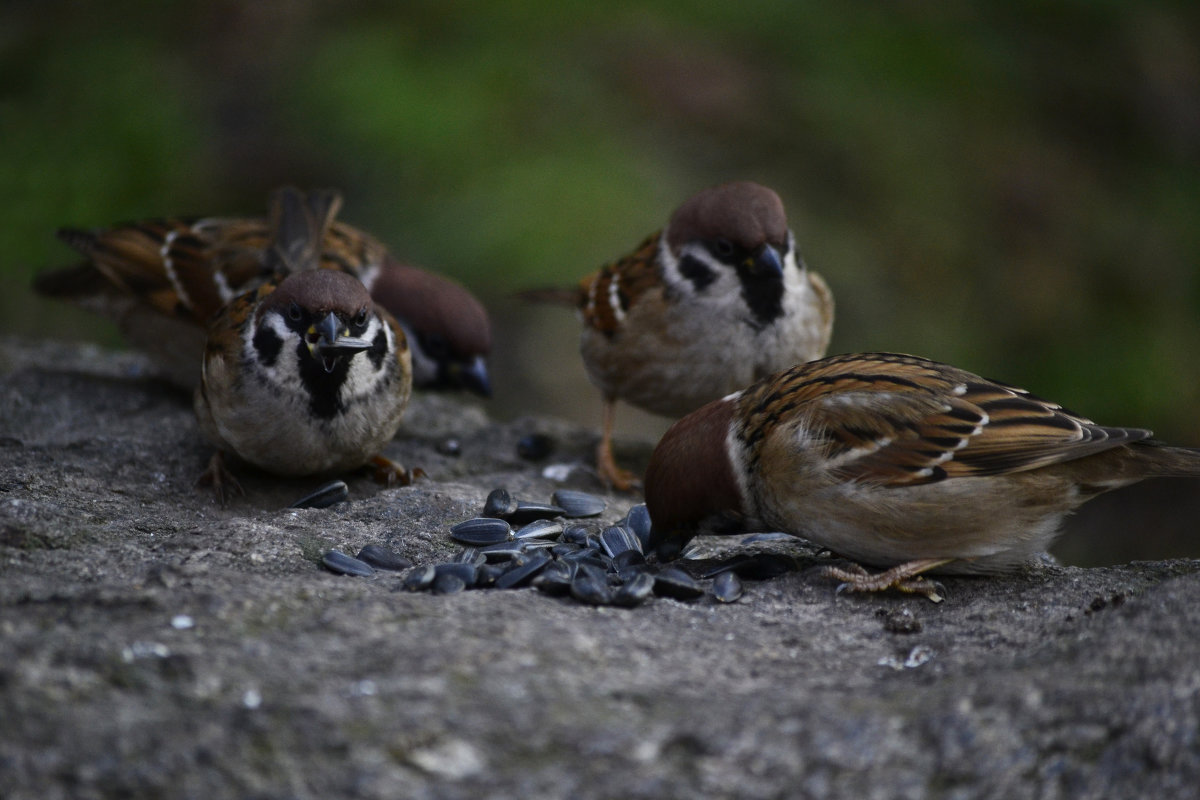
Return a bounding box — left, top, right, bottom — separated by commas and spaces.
2, 337, 1199, 799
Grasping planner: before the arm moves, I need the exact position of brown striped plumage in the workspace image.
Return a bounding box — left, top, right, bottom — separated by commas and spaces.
40, 188, 417, 501
578, 233, 662, 337
38, 190, 490, 395
523, 182, 835, 490
646, 352, 1200, 599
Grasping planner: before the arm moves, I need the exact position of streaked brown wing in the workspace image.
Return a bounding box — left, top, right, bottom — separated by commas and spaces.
741, 353, 1152, 486
580, 231, 662, 337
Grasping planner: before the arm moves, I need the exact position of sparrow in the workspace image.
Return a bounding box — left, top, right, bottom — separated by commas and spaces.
36, 189, 491, 396
644, 352, 1200, 601
523, 181, 834, 491
39, 187, 415, 501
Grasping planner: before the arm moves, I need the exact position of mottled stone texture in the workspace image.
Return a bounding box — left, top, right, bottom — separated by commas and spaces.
2, 337, 1198, 800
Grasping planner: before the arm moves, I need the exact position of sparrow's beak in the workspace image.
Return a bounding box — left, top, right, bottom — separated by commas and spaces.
308, 312, 372, 372
745, 243, 784, 279
453, 355, 492, 398
645, 526, 686, 562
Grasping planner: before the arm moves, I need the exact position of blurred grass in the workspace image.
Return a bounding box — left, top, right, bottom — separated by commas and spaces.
3, 0, 1200, 444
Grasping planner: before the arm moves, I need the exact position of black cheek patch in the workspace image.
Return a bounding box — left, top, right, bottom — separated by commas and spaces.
678, 255, 716, 291
368, 328, 388, 371
252, 325, 283, 368
738, 267, 785, 330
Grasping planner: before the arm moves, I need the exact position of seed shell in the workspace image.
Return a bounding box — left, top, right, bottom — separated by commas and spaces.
321, 549, 375, 577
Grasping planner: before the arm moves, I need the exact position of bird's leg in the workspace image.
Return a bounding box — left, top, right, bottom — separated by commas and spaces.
596, 398, 640, 492
195, 451, 244, 506
821, 558, 954, 603
369, 454, 424, 487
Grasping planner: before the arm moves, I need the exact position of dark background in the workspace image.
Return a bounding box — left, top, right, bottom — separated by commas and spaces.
4, 0, 1198, 565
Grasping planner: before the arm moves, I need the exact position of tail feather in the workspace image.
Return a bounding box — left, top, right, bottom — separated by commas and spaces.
1138, 441, 1200, 479
32, 261, 108, 298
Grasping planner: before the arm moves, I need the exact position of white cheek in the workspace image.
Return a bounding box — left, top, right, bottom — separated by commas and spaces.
340, 317, 394, 400
246, 313, 305, 391
659, 241, 740, 301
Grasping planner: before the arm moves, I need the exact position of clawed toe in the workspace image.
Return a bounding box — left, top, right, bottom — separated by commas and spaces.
196, 451, 244, 506
821, 558, 954, 603
370, 454, 423, 487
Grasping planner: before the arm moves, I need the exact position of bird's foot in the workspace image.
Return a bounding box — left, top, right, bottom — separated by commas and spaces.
821, 559, 953, 603
196, 451, 244, 506
370, 454, 424, 487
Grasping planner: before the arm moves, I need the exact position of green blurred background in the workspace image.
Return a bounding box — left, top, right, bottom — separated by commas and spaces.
3, 1, 1199, 564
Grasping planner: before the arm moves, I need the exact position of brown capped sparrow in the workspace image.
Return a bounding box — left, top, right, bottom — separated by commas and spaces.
524, 181, 833, 490
644, 352, 1200, 601
37, 188, 491, 395
38, 188, 416, 501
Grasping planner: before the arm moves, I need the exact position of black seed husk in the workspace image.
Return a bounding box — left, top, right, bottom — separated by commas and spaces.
321, 549, 375, 577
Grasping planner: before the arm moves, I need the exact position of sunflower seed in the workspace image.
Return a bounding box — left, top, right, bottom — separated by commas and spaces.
291, 480, 349, 509
712, 571, 744, 603
483, 487, 516, 518
562, 524, 594, 545
321, 549, 374, 577
432, 572, 467, 595
623, 504, 652, 549
495, 553, 552, 589
570, 573, 612, 606
653, 567, 704, 601
449, 517, 513, 546
600, 525, 640, 559
533, 561, 573, 596
505, 501, 567, 525
552, 489, 606, 518
611, 572, 656, 608
356, 544, 412, 572
401, 565, 436, 591
434, 562, 478, 587
514, 518, 564, 541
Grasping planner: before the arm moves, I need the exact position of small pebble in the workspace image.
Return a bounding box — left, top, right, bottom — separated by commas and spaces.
291, 480, 349, 509
321, 549, 375, 577
436, 438, 463, 457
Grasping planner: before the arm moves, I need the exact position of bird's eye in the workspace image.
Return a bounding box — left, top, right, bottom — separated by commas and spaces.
713, 238, 735, 257
288, 302, 302, 321
355, 308, 369, 327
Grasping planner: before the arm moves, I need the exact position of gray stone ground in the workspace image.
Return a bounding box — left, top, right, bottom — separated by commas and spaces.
2, 336, 1199, 800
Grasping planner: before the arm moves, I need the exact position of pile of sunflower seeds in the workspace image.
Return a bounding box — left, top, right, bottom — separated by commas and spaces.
320, 487, 745, 607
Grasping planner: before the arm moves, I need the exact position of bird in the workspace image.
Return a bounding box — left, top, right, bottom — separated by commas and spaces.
39, 188, 416, 501
523, 181, 834, 491
643, 352, 1200, 601
36, 189, 492, 396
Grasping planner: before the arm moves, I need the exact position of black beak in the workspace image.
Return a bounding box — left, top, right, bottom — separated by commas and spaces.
646, 526, 686, 562
748, 243, 784, 278
309, 312, 372, 371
